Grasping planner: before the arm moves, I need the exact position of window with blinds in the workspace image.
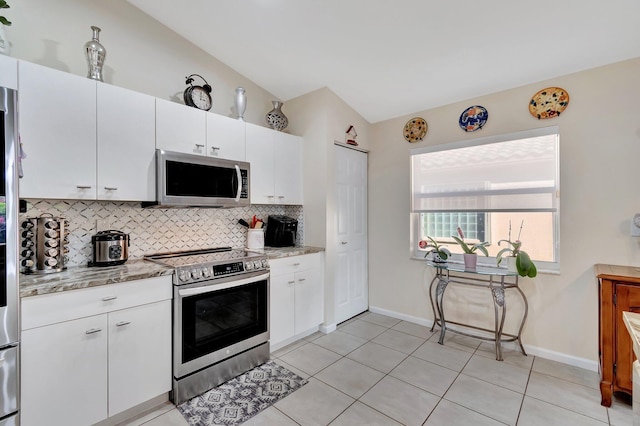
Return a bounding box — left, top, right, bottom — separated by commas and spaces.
411, 127, 559, 267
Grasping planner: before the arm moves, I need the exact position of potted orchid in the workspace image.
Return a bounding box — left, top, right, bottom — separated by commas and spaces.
496, 220, 537, 278
451, 226, 489, 269
419, 236, 451, 263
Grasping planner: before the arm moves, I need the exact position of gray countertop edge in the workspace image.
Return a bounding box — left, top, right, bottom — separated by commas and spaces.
20, 246, 325, 298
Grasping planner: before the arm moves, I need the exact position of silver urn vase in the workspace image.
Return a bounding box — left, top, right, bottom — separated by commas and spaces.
84, 26, 106, 82
266, 100, 288, 131
235, 87, 247, 121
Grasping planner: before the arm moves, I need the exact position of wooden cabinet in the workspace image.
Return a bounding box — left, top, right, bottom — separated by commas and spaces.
596, 264, 640, 406
21, 276, 172, 426
270, 253, 324, 348
97, 82, 156, 201
18, 61, 97, 200
18, 61, 156, 201
246, 123, 303, 205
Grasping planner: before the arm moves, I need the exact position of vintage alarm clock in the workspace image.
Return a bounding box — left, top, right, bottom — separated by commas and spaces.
183, 74, 212, 111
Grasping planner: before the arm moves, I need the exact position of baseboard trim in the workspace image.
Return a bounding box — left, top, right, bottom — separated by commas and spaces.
369, 305, 598, 373
320, 323, 337, 334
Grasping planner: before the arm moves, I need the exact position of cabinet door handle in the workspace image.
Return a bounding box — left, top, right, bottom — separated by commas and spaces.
293, 263, 300, 266
76, 185, 92, 189
85, 328, 102, 335
341, 241, 348, 245
298, 278, 306, 282
195, 144, 204, 148
102, 296, 117, 301
104, 186, 118, 191
287, 281, 295, 285
278, 196, 285, 199
115, 321, 131, 327
267, 195, 275, 199
210, 146, 220, 151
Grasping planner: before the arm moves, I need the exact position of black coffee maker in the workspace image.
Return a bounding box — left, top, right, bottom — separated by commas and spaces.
265, 215, 298, 247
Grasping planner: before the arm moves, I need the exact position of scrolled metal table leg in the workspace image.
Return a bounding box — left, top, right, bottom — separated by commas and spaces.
491, 280, 506, 361
515, 285, 529, 356
428, 274, 439, 332
436, 276, 449, 344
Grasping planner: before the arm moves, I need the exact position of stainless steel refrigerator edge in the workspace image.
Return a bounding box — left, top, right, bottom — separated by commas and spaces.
0, 86, 19, 425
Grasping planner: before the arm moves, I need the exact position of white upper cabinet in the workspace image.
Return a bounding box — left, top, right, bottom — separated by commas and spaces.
206, 113, 245, 161
245, 123, 275, 204
274, 132, 303, 205
19, 61, 98, 199
155, 98, 207, 155
97, 83, 156, 201
0, 55, 17, 89
245, 123, 303, 205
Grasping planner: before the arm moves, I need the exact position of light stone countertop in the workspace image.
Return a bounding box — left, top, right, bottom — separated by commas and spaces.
20, 246, 325, 298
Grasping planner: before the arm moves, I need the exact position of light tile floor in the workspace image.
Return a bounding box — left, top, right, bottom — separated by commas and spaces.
123, 312, 633, 425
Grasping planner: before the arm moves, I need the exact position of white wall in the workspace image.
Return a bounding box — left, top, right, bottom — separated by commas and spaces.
287, 88, 371, 327
369, 57, 640, 368
6, 0, 277, 126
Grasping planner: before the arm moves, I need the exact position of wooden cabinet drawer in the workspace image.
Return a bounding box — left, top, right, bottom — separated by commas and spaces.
270, 253, 321, 276
22, 276, 172, 330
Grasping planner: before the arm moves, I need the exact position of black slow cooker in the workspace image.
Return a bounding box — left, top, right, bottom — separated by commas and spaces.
91, 230, 129, 266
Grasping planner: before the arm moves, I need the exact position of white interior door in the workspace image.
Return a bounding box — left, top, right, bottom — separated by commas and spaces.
334, 145, 368, 324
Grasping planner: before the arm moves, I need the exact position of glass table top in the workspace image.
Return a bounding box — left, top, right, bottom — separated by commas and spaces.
425, 260, 519, 277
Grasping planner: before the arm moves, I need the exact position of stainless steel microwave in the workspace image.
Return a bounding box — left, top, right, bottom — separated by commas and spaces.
145, 149, 250, 208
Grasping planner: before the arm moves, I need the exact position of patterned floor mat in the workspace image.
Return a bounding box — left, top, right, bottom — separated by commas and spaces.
177, 361, 308, 425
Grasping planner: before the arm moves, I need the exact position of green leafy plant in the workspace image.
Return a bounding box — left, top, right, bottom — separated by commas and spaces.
496, 220, 537, 278
419, 236, 451, 262
451, 226, 489, 255
0, 1, 11, 26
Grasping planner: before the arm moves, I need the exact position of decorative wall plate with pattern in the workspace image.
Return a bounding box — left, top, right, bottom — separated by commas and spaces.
529, 87, 569, 119
459, 105, 488, 132
403, 117, 428, 143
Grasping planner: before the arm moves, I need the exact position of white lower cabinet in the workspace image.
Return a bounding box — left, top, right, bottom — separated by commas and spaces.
270, 253, 324, 348
20, 276, 172, 426
22, 315, 108, 426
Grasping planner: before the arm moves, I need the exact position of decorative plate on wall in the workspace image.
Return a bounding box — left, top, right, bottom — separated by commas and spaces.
529, 87, 569, 119
403, 117, 428, 143
459, 105, 488, 132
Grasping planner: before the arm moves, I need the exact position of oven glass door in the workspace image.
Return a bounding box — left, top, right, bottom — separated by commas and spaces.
180, 278, 268, 364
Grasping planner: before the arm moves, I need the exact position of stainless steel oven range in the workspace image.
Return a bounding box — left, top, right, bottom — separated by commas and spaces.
145, 247, 269, 405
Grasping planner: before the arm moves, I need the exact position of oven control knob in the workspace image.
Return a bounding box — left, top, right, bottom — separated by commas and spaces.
201, 267, 211, 278
245, 261, 253, 271
261, 259, 269, 268
178, 271, 190, 282
253, 260, 262, 270
191, 269, 202, 280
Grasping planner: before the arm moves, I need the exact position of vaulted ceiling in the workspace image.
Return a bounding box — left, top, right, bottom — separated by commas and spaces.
127, 0, 640, 123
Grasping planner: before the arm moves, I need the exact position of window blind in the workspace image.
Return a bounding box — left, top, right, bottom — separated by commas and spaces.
411, 127, 559, 213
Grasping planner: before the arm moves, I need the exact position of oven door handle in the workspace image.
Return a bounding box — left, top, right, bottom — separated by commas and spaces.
178, 272, 270, 297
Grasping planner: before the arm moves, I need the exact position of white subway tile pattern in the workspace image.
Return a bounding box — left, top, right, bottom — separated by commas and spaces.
20, 200, 303, 267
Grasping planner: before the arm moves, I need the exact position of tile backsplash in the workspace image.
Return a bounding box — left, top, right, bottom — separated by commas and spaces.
21, 200, 304, 267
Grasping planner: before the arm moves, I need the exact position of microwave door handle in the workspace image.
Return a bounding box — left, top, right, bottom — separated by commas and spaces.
178, 272, 270, 297
235, 164, 241, 202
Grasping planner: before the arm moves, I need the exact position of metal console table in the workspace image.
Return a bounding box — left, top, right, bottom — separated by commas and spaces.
426, 261, 528, 361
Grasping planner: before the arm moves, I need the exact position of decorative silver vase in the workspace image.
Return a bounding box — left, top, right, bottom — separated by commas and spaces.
235, 87, 247, 121
84, 26, 106, 82
266, 100, 288, 131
